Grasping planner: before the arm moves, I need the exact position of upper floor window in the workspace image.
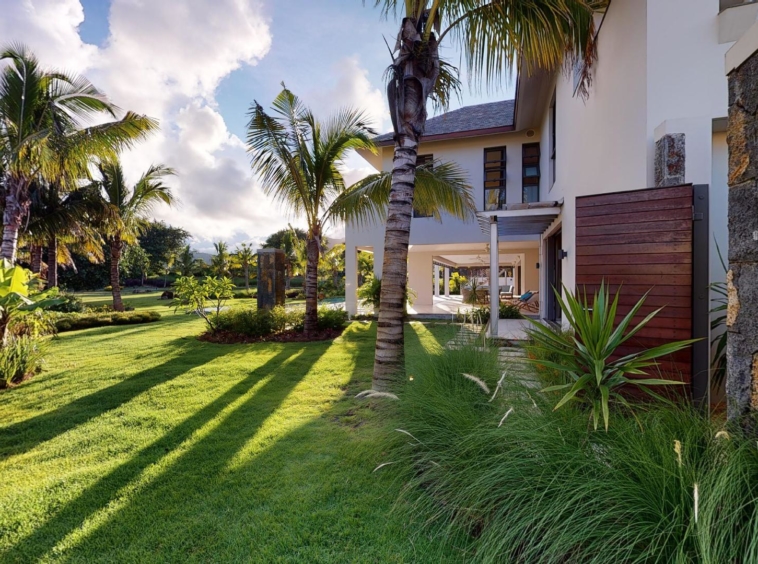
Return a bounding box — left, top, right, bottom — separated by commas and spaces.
550, 92, 557, 188
413, 154, 434, 218
484, 146, 507, 211
522, 142, 540, 203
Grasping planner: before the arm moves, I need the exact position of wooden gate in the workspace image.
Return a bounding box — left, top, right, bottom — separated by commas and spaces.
575, 184, 709, 402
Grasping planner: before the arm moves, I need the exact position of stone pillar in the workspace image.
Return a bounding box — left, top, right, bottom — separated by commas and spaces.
257, 248, 286, 310
655, 133, 685, 187
433, 264, 440, 297
444, 267, 450, 297
726, 50, 758, 427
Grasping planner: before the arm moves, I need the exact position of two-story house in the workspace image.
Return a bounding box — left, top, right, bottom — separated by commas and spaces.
345, 0, 757, 402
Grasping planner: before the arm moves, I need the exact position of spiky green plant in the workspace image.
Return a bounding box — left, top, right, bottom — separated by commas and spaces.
525, 282, 699, 431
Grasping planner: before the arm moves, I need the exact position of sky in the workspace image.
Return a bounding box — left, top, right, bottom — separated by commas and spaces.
2, 0, 514, 252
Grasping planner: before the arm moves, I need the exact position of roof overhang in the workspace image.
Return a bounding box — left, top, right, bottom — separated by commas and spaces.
514, 64, 555, 132
477, 201, 562, 237
374, 125, 516, 148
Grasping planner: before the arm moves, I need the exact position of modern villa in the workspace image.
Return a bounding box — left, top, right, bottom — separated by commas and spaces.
345, 0, 756, 402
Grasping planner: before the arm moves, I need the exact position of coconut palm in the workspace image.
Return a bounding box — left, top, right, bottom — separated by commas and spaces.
90, 160, 175, 311
248, 85, 474, 337
367, 0, 605, 390
234, 243, 256, 291
0, 43, 155, 263
176, 244, 202, 277
211, 241, 231, 277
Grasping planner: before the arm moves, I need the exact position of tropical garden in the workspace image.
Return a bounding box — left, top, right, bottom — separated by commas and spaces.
1, 0, 758, 561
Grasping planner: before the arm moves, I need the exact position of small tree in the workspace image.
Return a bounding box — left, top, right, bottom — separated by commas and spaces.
211, 241, 231, 277
122, 245, 151, 286
172, 275, 234, 334
234, 243, 256, 291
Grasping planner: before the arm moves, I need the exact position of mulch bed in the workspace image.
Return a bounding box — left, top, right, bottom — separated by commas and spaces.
198, 326, 346, 345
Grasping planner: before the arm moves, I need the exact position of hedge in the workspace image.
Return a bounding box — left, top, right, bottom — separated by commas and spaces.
54, 311, 162, 333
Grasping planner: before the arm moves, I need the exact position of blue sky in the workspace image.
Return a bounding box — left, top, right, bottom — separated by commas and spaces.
5, 0, 514, 251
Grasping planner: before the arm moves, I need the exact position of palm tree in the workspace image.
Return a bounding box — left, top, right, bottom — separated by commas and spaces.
234, 243, 256, 291
176, 244, 201, 276
248, 86, 474, 337
211, 241, 231, 277
0, 43, 155, 263
90, 160, 175, 311
367, 0, 604, 390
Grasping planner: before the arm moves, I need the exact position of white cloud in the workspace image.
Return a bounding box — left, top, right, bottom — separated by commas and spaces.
0, 1, 387, 253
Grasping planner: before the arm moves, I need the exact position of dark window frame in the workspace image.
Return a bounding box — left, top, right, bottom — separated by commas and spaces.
522, 142, 541, 204
483, 146, 507, 211
413, 153, 434, 218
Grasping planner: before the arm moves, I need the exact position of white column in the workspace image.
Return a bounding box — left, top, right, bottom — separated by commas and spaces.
434, 264, 440, 297
444, 267, 450, 297
489, 217, 499, 338
345, 246, 358, 316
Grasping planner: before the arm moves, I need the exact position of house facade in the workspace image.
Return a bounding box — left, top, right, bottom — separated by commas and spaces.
345, 0, 754, 399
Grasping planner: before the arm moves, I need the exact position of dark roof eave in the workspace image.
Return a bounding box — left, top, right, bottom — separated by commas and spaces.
374, 125, 516, 147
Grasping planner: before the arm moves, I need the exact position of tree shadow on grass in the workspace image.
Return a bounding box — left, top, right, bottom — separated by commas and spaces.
0, 336, 226, 459
58, 323, 456, 563
3, 342, 333, 563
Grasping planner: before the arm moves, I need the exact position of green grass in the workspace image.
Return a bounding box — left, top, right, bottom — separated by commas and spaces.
0, 297, 457, 562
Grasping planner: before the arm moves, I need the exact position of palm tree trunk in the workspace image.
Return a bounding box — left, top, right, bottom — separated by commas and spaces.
110, 236, 124, 312
30, 245, 42, 274
304, 230, 320, 337
47, 236, 58, 288
1, 189, 25, 263
372, 17, 439, 392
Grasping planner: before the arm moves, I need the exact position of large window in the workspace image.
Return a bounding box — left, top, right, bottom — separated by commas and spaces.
413, 154, 434, 218
484, 146, 507, 211
522, 143, 540, 203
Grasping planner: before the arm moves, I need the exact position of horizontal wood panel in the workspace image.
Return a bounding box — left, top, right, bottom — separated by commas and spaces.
577, 242, 691, 256
578, 206, 692, 227
576, 196, 693, 218
575, 185, 694, 389
579, 263, 692, 276
576, 274, 692, 286
576, 219, 692, 237
578, 284, 692, 298
577, 230, 692, 247
576, 185, 692, 208
577, 253, 692, 266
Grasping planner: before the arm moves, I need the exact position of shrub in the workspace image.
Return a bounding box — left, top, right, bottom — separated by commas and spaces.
357, 277, 415, 311
317, 307, 348, 331
9, 311, 57, 338
498, 302, 521, 319
449, 272, 467, 294
455, 303, 521, 324
0, 336, 45, 388
53, 311, 161, 333
392, 343, 758, 563
289, 276, 303, 288
172, 275, 234, 333
285, 289, 301, 299
44, 292, 84, 313
232, 291, 256, 299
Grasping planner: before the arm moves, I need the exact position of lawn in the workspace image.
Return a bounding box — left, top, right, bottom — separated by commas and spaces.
0, 297, 458, 562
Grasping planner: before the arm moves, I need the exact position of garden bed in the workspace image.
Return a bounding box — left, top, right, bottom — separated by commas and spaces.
198, 326, 346, 344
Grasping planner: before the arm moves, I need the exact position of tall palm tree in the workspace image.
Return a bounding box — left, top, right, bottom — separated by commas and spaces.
234, 243, 256, 291
176, 244, 201, 277
248, 86, 475, 337
90, 160, 176, 311
0, 43, 154, 263
211, 241, 231, 277
368, 0, 605, 390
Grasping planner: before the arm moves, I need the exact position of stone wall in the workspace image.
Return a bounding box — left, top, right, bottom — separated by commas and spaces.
257, 249, 285, 310
726, 50, 758, 425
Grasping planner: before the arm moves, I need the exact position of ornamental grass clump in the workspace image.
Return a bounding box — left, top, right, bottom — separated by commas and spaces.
392, 342, 758, 562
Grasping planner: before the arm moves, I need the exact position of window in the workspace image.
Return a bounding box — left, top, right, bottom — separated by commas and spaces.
550, 93, 556, 188
522, 143, 540, 203
412, 154, 434, 218
484, 146, 507, 211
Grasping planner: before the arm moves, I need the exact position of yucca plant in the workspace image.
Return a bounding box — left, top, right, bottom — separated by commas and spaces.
525, 282, 699, 431
709, 241, 728, 387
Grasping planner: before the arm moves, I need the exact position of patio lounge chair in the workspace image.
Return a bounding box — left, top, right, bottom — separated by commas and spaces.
499, 285, 514, 300
504, 290, 539, 314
